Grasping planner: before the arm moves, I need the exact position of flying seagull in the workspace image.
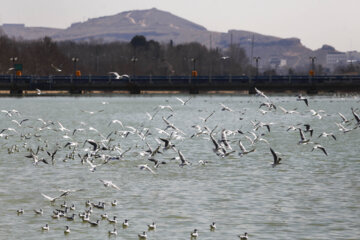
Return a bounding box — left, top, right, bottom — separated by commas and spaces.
270, 148, 282, 168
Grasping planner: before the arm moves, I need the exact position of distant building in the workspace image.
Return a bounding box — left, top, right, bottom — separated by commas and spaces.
326, 53, 347, 71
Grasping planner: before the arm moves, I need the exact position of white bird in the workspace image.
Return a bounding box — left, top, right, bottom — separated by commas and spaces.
109, 72, 129, 79
108, 119, 123, 128
298, 128, 310, 144
138, 164, 156, 174
51, 64, 62, 72
176, 96, 192, 105
42, 224, 50, 231
147, 222, 156, 230
64, 226, 70, 234
34, 209, 43, 215
178, 150, 191, 167
238, 232, 248, 239
238, 140, 255, 156
297, 94, 309, 106
99, 179, 121, 190
108, 228, 117, 236
311, 144, 328, 156
138, 231, 147, 239
210, 222, 216, 231
190, 229, 198, 238
41, 192, 67, 203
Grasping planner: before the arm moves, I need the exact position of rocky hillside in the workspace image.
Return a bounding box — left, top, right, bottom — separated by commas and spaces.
1, 8, 339, 70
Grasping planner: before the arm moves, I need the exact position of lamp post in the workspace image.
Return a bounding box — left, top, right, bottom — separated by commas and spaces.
309, 56, 316, 76
72, 57, 79, 75
131, 56, 138, 77
253, 56, 261, 76
10, 57, 18, 75
220, 56, 230, 75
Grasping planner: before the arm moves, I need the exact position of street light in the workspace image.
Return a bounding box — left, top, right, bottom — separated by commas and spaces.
131, 56, 138, 77
309, 56, 316, 76
72, 57, 79, 75
220, 56, 230, 75
253, 56, 261, 76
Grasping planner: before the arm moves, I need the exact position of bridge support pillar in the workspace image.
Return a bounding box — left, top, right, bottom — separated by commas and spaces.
189, 88, 199, 94
69, 89, 83, 94
10, 89, 23, 95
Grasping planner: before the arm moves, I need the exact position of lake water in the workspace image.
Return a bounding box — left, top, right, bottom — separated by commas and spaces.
0, 94, 359, 240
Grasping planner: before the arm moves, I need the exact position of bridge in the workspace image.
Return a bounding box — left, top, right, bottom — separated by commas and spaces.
0, 74, 359, 95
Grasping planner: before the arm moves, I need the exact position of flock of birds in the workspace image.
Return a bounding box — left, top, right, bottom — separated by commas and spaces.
2, 89, 360, 239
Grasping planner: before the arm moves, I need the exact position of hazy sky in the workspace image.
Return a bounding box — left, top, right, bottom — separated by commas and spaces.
1, 0, 359, 52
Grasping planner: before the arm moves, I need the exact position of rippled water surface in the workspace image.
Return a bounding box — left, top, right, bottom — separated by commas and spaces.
0, 94, 360, 240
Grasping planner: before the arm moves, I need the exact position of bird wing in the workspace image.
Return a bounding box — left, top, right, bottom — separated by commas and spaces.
270, 148, 278, 164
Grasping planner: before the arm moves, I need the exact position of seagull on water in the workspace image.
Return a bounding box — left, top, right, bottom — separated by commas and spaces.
42, 224, 50, 231
147, 222, 156, 230
190, 229, 198, 238
108, 228, 117, 236
138, 231, 147, 239
210, 222, 216, 231
238, 232, 249, 239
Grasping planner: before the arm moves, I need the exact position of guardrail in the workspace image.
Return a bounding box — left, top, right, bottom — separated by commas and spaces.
0, 74, 359, 94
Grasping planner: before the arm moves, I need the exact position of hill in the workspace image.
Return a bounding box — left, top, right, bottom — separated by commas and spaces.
1, 8, 339, 71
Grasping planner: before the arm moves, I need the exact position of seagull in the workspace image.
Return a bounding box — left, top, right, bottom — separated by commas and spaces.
146, 110, 159, 120
338, 112, 350, 124
255, 87, 270, 101
210, 222, 216, 231
157, 105, 173, 112
64, 226, 70, 234
190, 229, 198, 238
311, 144, 328, 156
138, 231, 147, 239
51, 64, 62, 72
176, 96, 192, 105
238, 140, 255, 156
279, 106, 299, 114
11, 119, 29, 127
147, 222, 156, 230
138, 164, 156, 174
298, 128, 310, 145
148, 158, 167, 168
238, 232, 248, 239
108, 216, 117, 224
122, 219, 129, 228
109, 72, 129, 79
303, 124, 314, 137
99, 179, 121, 190
200, 110, 215, 122
318, 132, 336, 140
17, 209, 24, 214
270, 148, 282, 168
108, 119, 123, 128
220, 103, 234, 112
108, 228, 117, 236
42, 224, 50, 231
351, 107, 360, 125
178, 150, 191, 167
297, 94, 309, 106
35, 88, 42, 95
88, 219, 100, 227
34, 209, 43, 215
41, 192, 68, 203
